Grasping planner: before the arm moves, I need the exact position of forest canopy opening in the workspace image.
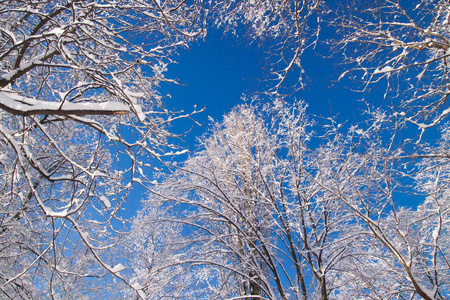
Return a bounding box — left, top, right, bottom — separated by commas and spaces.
1, 0, 449, 299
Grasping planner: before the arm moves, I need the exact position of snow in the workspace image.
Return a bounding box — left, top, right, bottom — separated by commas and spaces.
58, 91, 69, 101
2, 28, 17, 44
132, 282, 144, 290
132, 281, 146, 298
47, 27, 65, 37
112, 75, 123, 88
91, 170, 106, 178
432, 226, 439, 240
1, 53, 49, 80
175, 149, 189, 155
420, 286, 437, 299
123, 88, 145, 103
46, 208, 69, 218
374, 65, 394, 74
136, 289, 146, 299
338, 70, 349, 81
417, 68, 426, 81
398, 229, 408, 237
160, 149, 189, 156
110, 263, 126, 273
0, 92, 130, 115
100, 196, 111, 209
132, 103, 146, 122
414, 107, 450, 129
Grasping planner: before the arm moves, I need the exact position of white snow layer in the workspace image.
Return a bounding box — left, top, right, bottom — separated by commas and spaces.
0, 92, 130, 115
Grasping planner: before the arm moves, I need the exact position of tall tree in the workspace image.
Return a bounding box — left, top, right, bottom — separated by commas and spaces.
132, 101, 450, 299
313, 112, 450, 299
0, 0, 203, 298
132, 101, 359, 299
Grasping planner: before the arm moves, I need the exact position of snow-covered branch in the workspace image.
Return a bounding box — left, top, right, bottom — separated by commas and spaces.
0, 92, 130, 116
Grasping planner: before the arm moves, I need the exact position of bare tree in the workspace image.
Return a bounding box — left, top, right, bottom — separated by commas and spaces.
0, 0, 204, 298
131, 100, 450, 299
121, 197, 228, 299
131, 101, 359, 300
336, 0, 450, 130
312, 112, 450, 299
4, 0, 448, 298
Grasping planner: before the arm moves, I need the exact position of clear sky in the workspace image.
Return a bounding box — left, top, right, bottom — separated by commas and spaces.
160, 27, 367, 150
160, 27, 266, 148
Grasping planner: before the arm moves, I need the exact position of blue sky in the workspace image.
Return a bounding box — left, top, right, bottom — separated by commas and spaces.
160, 28, 266, 147
160, 27, 368, 149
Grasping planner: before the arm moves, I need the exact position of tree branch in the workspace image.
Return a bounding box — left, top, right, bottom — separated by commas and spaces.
0, 92, 129, 116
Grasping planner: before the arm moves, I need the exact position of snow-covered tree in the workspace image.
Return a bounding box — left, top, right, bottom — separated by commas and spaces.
3, 0, 450, 298
335, 0, 450, 129
0, 0, 204, 298
131, 101, 450, 299
121, 197, 229, 299
131, 101, 361, 299
315, 114, 450, 300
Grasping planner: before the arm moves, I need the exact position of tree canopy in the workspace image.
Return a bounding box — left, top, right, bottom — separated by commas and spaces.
1, 0, 450, 299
